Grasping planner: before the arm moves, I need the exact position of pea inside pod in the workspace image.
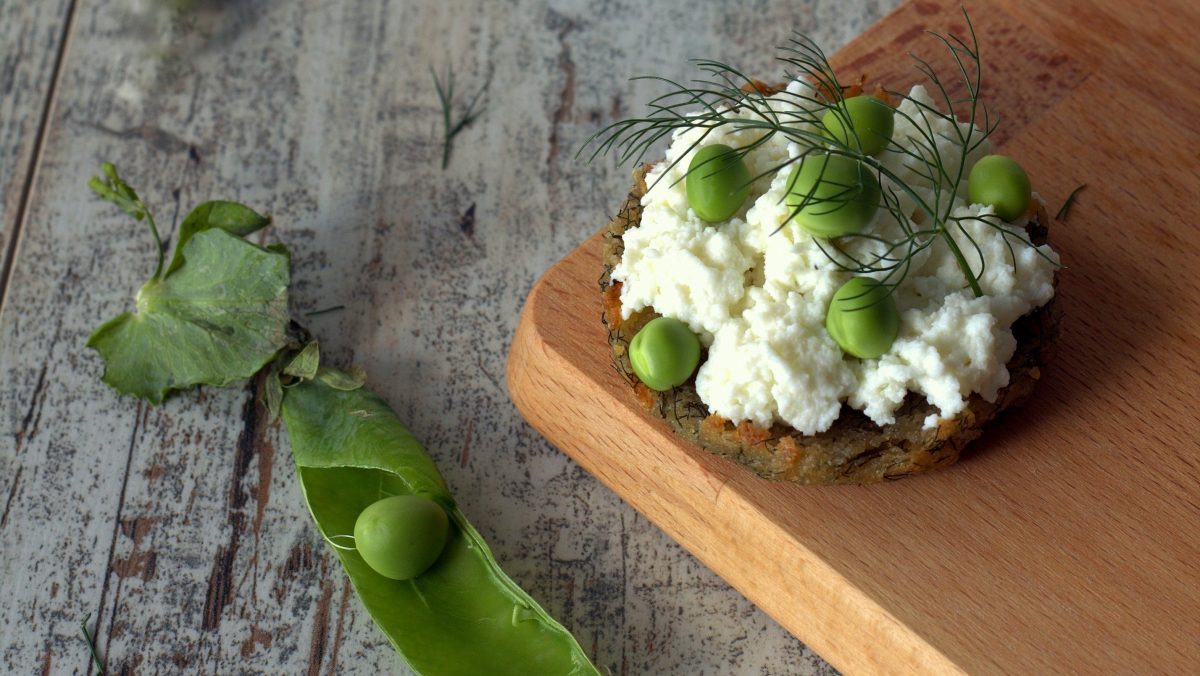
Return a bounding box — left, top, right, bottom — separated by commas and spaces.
354, 494, 450, 581
282, 376, 598, 675
825, 277, 899, 359
785, 153, 880, 238
685, 143, 752, 223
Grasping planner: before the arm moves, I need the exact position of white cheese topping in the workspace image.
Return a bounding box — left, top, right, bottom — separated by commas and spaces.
611, 84, 1059, 434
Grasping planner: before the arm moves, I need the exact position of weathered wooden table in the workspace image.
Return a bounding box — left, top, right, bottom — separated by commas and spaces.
0, 0, 900, 673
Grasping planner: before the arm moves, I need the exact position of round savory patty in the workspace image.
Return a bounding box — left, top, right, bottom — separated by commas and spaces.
600, 166, 1061, 484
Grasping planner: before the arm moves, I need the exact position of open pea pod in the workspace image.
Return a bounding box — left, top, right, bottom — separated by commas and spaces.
281, 377, 598, 676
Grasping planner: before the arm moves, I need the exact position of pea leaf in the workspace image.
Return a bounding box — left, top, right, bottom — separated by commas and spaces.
166, 201, 271, 275
263, 364, 285, 422
282, 377, 598, 675
88, 228, 291, 404
283, 341, 321, 380
85, 164, 291, 404
315, 365, 366, 391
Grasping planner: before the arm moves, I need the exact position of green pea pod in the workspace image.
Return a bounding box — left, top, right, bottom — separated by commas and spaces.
281, 377, 598, 676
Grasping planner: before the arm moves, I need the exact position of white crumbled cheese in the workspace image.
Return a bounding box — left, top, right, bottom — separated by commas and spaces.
612, 84, 1060, 434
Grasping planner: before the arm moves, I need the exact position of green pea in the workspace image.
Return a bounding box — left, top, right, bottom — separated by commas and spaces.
785, 153, 880, 238
629, 316, 701, 391
821, 95, 895, 156
354, 494, 450, 581
825, 277, 899, 359
685, 143, 752, 222
968, 154, 1031, 221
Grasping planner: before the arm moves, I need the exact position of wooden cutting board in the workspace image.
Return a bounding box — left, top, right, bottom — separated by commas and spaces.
507, 0, 1200, 672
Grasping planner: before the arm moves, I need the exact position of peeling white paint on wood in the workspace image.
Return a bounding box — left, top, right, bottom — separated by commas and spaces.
0, 0, 73, 292
0, 0, 897, 672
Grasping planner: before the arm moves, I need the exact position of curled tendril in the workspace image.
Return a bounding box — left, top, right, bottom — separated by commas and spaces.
326, 534, 358, 551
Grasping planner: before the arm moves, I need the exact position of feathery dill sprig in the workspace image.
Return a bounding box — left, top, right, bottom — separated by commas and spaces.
581, 9, 1054, 300
80, 612, 106, 674
432, 64, 491, 170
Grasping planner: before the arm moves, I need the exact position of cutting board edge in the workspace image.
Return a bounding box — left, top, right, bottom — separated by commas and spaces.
506, 237, 965, 676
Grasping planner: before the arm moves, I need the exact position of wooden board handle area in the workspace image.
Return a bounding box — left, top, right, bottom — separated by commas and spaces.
509, 0, 1200, 672
508, 232, 963, 674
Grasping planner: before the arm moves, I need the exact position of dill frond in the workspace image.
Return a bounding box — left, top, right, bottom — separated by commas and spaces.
580, 9, 1054, 301
432, 65, 491, 170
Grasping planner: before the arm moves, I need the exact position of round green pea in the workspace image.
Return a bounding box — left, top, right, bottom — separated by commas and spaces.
967, 154, 1031, 221
353, 494, 450, 581
785, 153, 881, 238
821, 95, 895, 156
629, 316, 701, 391
825, 277, 899, 360
685, 144, 752, 223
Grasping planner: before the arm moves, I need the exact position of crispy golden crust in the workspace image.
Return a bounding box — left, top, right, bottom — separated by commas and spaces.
600, 166, 1061, 484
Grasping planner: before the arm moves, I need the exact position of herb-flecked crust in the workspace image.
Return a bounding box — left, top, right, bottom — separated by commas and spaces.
600, 166, 1062, 485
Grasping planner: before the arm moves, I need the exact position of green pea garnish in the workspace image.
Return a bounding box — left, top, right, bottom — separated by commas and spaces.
968, 154, 1031, 221
354, 494, 450, 581
686, 143, 752, 223
821, 95, 895, 156
785, 153, 881, 238
826, 277, 900, 359
629, 316, 701, 391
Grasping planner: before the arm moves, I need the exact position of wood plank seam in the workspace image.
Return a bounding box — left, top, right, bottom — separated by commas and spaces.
0, 0, 79, 317
91, 400, 142, 676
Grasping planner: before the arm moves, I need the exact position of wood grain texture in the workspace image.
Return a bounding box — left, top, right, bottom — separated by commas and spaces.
0, 0, 906, 673
509, 0, 1200, 673
0, 0, 74, 306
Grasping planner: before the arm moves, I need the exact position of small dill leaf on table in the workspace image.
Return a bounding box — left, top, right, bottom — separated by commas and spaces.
80, 612, 106, 675
432, 64, 492, 170
1056, 183, 1087, 221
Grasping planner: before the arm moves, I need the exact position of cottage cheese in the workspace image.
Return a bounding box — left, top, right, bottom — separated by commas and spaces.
611, 83, 1059, 434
